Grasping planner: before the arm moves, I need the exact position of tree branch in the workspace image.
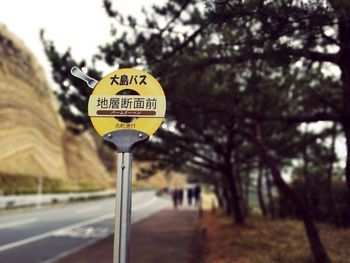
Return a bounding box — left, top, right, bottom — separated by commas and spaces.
246, 112, 342, 123
190, 48, 339, 71
160, 0, 192, 34
160, 19, 212, 61
287, 48, 339, 64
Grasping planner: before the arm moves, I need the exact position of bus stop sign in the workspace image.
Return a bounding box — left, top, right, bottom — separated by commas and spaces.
72, 66, 166, 263
88, 68, 166, 138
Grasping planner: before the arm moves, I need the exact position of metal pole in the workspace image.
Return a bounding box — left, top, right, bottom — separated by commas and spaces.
113, 152, 133, 263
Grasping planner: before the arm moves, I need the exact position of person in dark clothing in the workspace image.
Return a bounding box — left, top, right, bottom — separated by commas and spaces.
178, 188, 184, 205
172, 188, 179, 209
187, 188, 193, 206
193, 185, 201, 207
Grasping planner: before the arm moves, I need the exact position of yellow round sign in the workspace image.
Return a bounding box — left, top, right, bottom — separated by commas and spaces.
88, 68, 166, 137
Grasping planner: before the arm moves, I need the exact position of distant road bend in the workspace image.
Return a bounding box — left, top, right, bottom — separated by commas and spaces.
0, 190, 169, 263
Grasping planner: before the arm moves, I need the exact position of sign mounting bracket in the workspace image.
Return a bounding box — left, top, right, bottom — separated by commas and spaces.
103, 130, 149, 153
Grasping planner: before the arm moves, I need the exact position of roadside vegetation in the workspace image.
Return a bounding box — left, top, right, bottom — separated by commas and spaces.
194, 211, 350, 263
0, 174, 105, 195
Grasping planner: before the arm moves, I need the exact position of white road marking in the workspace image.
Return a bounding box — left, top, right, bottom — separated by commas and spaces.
43, 196, 163, 263
0, 196, 159, 253
76, 206, 101, 214
53, 226, 110, 239
41, 239, 103, 263
0, 218, 38, 229
132, 197, 158, 211
0, 213, 114, 253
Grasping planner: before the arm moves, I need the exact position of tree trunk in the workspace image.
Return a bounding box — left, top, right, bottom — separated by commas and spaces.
243, 170, 250, 216
339, 7, 350, 192
223, 160, 245, 225
224, 172, 245, 224
265, 171, 276, 219
257, 164, 268, 217
343, 123, 350, 191
301, 137, 315, 217
220, 176, 232, 215
213, 180, 224, 209
233, 155, 247, 217
255, 137, 331, 263
235, 162, 244, 206
326, 123, 341, 226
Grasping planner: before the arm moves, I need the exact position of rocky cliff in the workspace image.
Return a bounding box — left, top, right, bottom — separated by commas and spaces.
0, 24, 112, 192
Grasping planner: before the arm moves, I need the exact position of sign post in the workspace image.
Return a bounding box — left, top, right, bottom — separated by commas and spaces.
71, 67, 166, 263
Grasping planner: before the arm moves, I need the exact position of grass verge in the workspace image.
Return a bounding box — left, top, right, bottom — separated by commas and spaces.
0, 174, 104, 194
188, 211, 350, 263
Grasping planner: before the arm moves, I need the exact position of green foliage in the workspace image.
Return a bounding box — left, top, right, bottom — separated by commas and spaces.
40, 30, 102, 134
0, 173, 41, 194
41, 0, 344, 175
42, 0, 348, 225
278, 172, 350, 226
0, 174, 104, 194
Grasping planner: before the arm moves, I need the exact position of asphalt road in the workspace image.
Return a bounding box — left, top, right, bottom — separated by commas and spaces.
0, 190, 170, 263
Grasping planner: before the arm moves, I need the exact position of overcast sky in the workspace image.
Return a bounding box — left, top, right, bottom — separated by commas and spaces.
0, 0, 149, 85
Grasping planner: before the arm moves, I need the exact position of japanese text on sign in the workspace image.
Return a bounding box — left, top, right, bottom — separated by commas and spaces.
88, 95, 166, 118
110, 74, 147, 86
96, 97, 157, 110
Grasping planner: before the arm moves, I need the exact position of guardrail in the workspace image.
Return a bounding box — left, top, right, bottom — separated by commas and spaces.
0, 190, 116, 209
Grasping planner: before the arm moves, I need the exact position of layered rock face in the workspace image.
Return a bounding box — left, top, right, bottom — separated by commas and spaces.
0, 24, 111, 189
0, 24, 67, 179
63, 131, 112, 187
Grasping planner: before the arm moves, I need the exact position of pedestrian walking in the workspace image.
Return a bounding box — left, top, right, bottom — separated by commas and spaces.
187, 188, 193, 206
172, 188, 179, 209
194, 184, 201, 207
178, 188, 184, 206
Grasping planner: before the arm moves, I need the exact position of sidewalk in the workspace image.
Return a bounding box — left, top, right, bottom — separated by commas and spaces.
57, 206, 198, 263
